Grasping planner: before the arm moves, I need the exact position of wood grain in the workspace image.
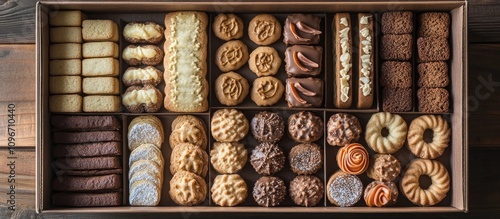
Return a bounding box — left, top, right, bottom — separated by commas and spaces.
0, 0, 36, 44
469, 0, 500, 43
0, 149, 35, 212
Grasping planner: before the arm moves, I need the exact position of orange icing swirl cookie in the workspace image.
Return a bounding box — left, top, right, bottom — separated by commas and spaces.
364, 181, 398, 207
336, 143, 369, 175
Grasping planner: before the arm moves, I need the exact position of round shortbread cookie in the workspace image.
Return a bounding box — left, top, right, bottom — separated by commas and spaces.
211, 109, 249, 142
129, 143, 164, 167
248, 14, 282, 45
128, 116, 164, 151
170, 143, 208, 178
130, 169, 162, 189
129, 180, 161, 206
210, 142, 247, 174
212, 13, 244, 41
211, 174, 248, 207
169, 171, 207, 206
129, 159, 163, 183
169, 115, 207, 150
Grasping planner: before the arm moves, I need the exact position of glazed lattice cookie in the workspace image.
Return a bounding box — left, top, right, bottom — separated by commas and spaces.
169, 115, 207, 150
211, 174, 248, 207
170, 143, 208, 177
169, 171, 207, 206
211, 109, 249, 142
210, 142, 248, 174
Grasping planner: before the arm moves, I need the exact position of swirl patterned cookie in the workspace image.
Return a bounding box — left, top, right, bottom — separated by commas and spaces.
248, 46, 281, 77
215, 40, 249, 72
364, 181, 398, 207
251, 76, 284, 106
248, 14, 282, 45
336, 143, 369, 175
213, 14, 244, 41
215, 72, 249, 106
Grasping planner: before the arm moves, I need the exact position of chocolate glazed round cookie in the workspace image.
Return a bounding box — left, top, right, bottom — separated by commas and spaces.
253, 176, 286, 207
289, 175, 324, 207
251, 111, 285, 143
327, 113, 362, 147
288, 111, 324, 143
250, 142, 285, 175
289, 143, 323, 175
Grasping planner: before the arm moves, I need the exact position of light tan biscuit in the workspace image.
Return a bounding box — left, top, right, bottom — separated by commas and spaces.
83, 42, 119, 58
211, 109, 249, 142
215, 40, 249, 72
82, 58, 119, 77
248, 14, 282, 45
210, 142, 247, 174
49, 59, 81, 76
129, 143, 164, 167
82, 77, 119, 95
50, 27, 82, 43
129, 180, 161, 206
169, 115, 207, 150
169, 171, 207, 206
50, 43, 82, 60
248, 46, 281, 77
213, 14, 244, 41
49, 10, 86, 27
82, 20, 119, 42
123, 66, 163, 86
129, 169, 162, 188
123, 22, 164, 44
214, 72, 249, 106
122, 85, 163, 113
49, 94, 82, 112
123, 45, 163, 66
250, 76, 284, 106
128, 159, 163, 183
128, 115, 164, 151
170, 143, 208, 178
49, 76, 81, 94
82, 95, 121, 112
211, 174, 248, 207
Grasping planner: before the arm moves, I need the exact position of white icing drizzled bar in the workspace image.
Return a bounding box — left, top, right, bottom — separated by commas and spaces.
359, 15, 373, 97
339, 17, 351, 103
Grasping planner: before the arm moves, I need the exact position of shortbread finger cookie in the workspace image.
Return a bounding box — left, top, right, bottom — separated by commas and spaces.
334, 13, 353, 108
210, 142, 247, 174
129, 143, 164, 167
248, 14, 282, 45
170, 143, 208, 177
215, 71, 249, 106
169, 171, 207, 206
122, 84, 163, 113
123, 45, 163, 66
211, 174, 248, 207
213, 14, 244, 41
123, 66, 163, 86
215, 40, 249, 72
357, 13, 374, 109
128, 115, 164, 151
49, 10, 86, 27
169, 115, 208, 150
211, 109, 249, 142
129, 180, 161, 206
164, 12, 209, 112
123, 22, 164, 44
82, 20, 119, 42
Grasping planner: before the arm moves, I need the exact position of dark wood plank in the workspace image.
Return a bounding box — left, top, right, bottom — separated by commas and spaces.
469, 0, 500, 43
0, 0, 36, 43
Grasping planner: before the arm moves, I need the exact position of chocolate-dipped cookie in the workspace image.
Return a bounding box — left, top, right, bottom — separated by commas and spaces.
289, 175, 324, 207
285, 77, 323, 108
283, 14, 322, 45
251, 111, 285, 143
288, 111, 324, 143
250, 142, 285, 175
253, 176, 286, 207
284, 45, 323, 77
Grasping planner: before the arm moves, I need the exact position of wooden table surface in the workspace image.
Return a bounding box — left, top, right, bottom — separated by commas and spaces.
1, 0, 499, 218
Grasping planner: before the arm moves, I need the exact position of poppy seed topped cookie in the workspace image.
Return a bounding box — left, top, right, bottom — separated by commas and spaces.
381, 34, 412, 61
417, 88, 450, 113
418, 12, 450, 38
380, 61, 412, 88
381, 11, 413, 34
418, 62, 449, 88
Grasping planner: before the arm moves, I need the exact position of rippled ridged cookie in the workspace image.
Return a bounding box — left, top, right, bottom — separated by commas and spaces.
169, 115, 207, 150
289, 143, 322, 175
210, 142, 247, 174
170, 143, 208, 177
289, 175, 324, 207
366, 154, 401, 182
169, 171, 207, 206
251, 76, 284, 106
215, 40, 249, 72
401, 159, 450, 206
251, 111, 285, 143
128, 116, 164, 151
212, 14, 244, 41
253, 176, 286, 207
407, 115, 450, 159
128, 143, 164, 167
288, 111, 324, 143
215, 72, 249, 106
211, 174, 248, 207
364, 181, 398, 207
211, 109, 249, 142
365, 112, 407, 154
129, 180, 161, 206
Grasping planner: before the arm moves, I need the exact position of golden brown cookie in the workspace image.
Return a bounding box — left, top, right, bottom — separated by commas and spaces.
250, 76, 284, 106
248, 46, 281, 77
211, 109, 249, 142
210, 142, 248, 174
213, 14, 244, 41
215, 72, 249, 106
170, 143, 208, 177
215, 40, 249, 72
169, 171, 207, 206
248, 14, 282, 45
169, 115, 207, 150
211, 174, 248, 207
128, 116, 164, 151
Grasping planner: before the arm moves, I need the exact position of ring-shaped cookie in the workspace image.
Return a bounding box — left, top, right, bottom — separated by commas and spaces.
365, 112, 407, 154
407, 115, 450, 159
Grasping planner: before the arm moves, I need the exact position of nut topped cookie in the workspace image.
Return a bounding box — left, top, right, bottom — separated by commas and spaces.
248, 46, 281, 77
288, 111, 324, 143
215, 40, 249, 72
251, 76, 285, 106
248, 14, 282, 45
213, 14, 244, 41
327, 113, 362, 147
283, 14, 322, 45
211, 109, 249, 142
215, 72, 249, 106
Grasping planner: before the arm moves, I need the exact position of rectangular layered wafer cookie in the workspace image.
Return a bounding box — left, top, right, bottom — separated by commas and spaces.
53, 131, 121, 144
56, 169, 123, 177
51, 115, 120, 131
52, 174, 122, 192
357, 13, 375, 109
52, 192, 122, 207
55, 156, 121, 170
53, 142, 122, 158
334, 13, 352, 108
164, 12, 209, 112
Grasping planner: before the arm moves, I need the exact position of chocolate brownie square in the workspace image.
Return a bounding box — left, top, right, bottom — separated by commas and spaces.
285, 45, 323, 77
382, 11, 413, 34
382, 87, 412, 112
418, 62, 449, 88
417, 87, 450, 113
283, 14, 322, 45
381, 34, 412, 61
381, 61, 412, 88
418, 12, 450, 38
285, 77, 324, 108
417, 37, 450, 62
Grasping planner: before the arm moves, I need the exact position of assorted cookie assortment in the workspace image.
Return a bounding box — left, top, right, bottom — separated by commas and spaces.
46, 9, 455, 209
